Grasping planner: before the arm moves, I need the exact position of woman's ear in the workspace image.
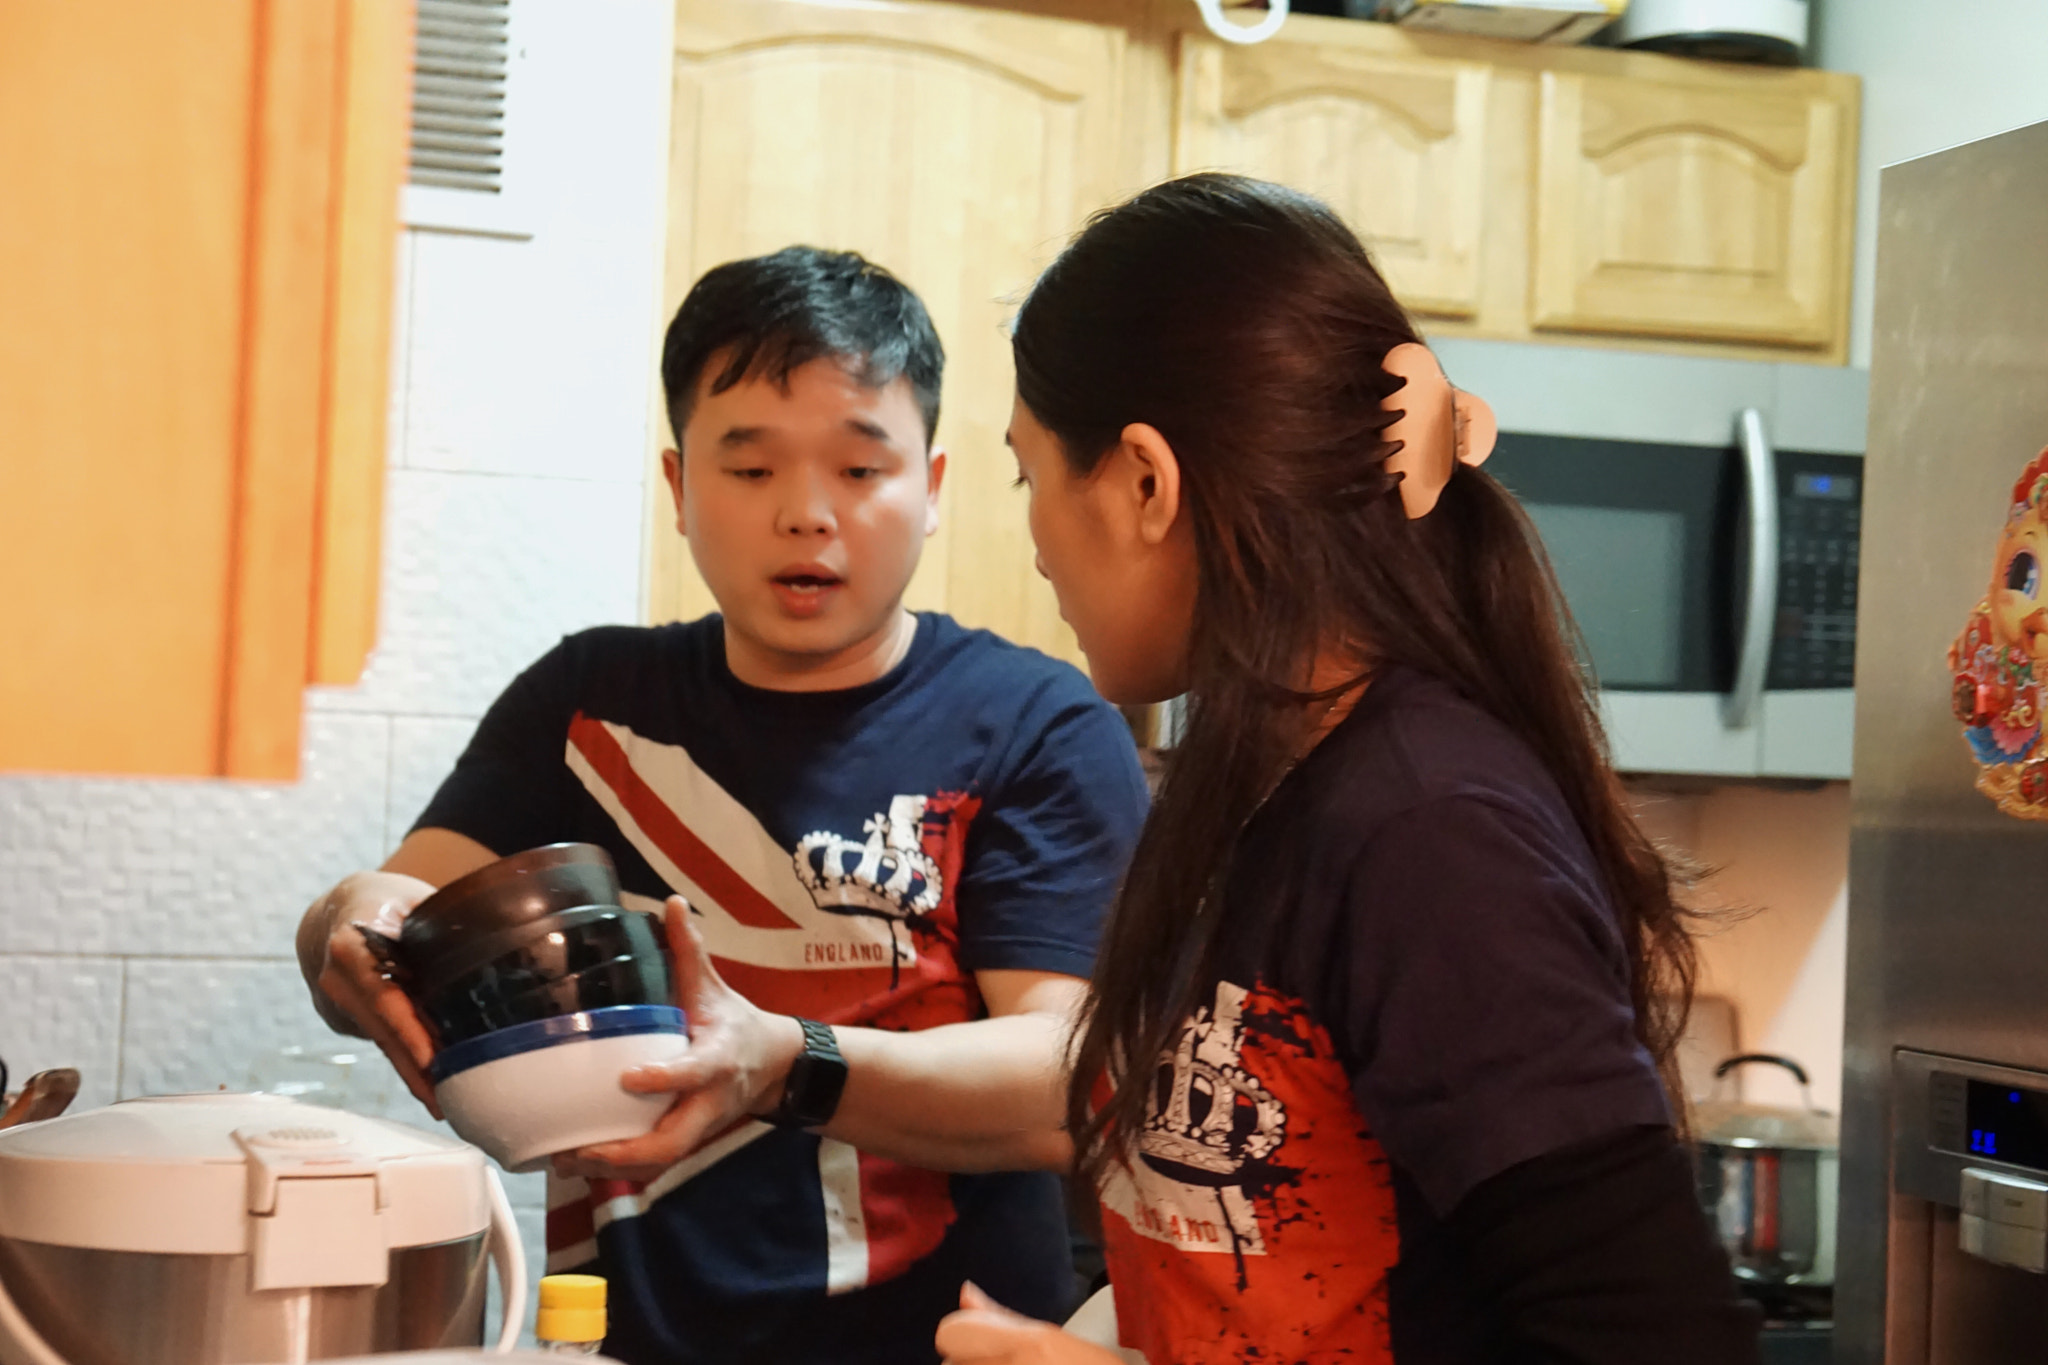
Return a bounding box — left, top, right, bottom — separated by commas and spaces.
1115, 422, 1184, 546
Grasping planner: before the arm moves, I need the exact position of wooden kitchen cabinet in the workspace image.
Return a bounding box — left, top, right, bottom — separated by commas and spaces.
1161, 9, 1859, 362
651, 0, 1134, 667
0, 1, 410, 779
1173, 31, 1492, 320
1530, 64, 1858, 348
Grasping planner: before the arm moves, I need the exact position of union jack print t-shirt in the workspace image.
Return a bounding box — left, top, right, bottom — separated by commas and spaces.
412, 612, 1148, 1365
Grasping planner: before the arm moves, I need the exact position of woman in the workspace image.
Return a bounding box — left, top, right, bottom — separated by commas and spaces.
934, 174, 1758, 1363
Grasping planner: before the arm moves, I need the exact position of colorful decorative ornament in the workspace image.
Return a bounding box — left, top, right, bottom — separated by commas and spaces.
1949, 446, 2048, 820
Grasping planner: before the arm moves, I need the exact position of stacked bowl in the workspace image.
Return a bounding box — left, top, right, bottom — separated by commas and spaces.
365, 843, 689, 1170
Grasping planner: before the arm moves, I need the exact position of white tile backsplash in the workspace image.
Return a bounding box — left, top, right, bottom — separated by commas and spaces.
0, 713, 389, 956
315, 470, 642, 718
119, 958, 330, 1099
0, 956, 124, 1113
388, 716, 485, 848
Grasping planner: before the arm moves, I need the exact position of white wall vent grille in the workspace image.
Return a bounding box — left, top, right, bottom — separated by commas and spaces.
410, 0, 509, 194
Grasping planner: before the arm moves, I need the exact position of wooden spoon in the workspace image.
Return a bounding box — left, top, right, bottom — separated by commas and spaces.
0, 1069, 81, 1128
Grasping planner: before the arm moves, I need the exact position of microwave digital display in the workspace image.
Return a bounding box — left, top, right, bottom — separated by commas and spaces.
1794, 472, 1859, 501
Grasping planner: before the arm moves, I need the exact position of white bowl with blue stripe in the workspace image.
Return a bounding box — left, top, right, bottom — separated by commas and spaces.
429, 1005, 690, 1172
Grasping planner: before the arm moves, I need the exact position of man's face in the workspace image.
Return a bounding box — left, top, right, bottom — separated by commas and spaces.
663, 356, 943, 674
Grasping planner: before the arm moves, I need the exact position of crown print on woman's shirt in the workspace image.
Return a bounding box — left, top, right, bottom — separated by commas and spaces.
1142, 979, 1289, 1185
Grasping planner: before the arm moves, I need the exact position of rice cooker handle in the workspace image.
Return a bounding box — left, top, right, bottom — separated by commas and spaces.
485, 1166, 526, 1353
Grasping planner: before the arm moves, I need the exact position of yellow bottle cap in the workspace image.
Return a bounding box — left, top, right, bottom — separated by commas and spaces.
536, 1273, 607, 1343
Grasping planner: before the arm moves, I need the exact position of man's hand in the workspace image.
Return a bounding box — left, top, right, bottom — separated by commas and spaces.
302, 871, 443, 1118
552, 897, 802, 1183
936, 1283, 1128, 1365
296, 830, 499, 1120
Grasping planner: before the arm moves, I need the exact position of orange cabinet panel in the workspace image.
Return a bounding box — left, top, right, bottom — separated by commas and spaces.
0, 0, 408, 779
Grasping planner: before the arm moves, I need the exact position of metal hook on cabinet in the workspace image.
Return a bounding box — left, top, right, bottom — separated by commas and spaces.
1193, 0, 1289, 44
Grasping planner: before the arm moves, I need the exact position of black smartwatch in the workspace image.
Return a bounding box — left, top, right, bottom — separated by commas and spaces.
765, 1018, 847, 1129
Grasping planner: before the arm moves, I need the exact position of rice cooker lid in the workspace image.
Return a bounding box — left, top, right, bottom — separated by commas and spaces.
0, 1094, 489, 1256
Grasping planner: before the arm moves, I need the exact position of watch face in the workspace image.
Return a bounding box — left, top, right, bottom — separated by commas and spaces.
778, 1024, 848, 1128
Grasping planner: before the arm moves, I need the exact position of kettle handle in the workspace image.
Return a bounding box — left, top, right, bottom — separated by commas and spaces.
1714, 1053, 1811, 1087
485, 1166, 527, 1353
1714, 1053, 1820, 1113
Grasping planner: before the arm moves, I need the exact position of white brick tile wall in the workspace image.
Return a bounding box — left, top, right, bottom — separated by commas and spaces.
119, 958, 330, 1098
312, 470, 642, 719
0, 956, 124, 1113
0, 713, 390, 957
388, 716, 485, 848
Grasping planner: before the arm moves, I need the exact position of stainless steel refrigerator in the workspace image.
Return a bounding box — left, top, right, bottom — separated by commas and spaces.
1840, 118, 2048, 1363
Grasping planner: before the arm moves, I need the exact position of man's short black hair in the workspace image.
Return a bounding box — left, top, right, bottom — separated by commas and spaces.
661, 246, 944, 448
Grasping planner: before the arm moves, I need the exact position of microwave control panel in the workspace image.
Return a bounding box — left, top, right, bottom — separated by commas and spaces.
1770, 451, 1863, 690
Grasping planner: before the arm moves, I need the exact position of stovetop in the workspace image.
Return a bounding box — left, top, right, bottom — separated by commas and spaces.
1747, 1283, 1831, 1365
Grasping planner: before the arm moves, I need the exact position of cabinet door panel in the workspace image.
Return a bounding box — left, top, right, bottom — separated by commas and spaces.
653, 0, 1126, 667
310, 0, 412, 692
1, 4, 257, 776
1, 0, 399, 779
1173, 34, 1489, 319
1532, 69, 1855, 349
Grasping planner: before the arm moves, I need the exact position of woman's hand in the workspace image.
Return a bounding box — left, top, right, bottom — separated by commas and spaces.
307, 872, 442, 1117
936, 1283, 1130, 1365
552, 897, 803, 1183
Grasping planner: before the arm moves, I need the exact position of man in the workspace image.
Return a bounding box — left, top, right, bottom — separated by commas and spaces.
297, 247, 1148, 1364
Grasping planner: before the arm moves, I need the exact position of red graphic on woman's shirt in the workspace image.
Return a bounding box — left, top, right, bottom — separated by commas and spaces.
1098, 980, 1400, 1363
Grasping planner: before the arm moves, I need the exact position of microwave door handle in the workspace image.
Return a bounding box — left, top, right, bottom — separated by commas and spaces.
1724, 407, 1779, 730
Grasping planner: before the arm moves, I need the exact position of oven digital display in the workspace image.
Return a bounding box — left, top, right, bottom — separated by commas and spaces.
1965, 1079, 2048, 1166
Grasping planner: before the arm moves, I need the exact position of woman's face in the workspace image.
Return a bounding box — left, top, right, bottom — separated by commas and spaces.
1008, 397, 1198, 704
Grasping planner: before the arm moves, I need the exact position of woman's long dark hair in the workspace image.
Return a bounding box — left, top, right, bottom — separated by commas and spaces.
1016, 174, 1701, 1193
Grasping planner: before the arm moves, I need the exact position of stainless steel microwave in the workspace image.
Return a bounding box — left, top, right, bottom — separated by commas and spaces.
1432, 339, 1867, 780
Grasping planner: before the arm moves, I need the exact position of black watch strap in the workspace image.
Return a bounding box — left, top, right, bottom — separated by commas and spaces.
766, 1018, 847, 1130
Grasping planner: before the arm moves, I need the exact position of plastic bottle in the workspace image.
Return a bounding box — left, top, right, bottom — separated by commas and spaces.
535, 1273, 607, 1356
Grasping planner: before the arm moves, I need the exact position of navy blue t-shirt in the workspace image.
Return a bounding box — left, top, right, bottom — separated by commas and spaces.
1096, 665, 1671, 1363
413, 613, 1149, 1365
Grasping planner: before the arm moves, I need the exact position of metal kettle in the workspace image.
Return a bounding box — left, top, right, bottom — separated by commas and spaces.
0, 1094, 526, 1365
1694, 1053, 1840, 1288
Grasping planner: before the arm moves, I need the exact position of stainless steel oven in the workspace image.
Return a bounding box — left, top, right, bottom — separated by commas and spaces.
1431, 338, 1868, 780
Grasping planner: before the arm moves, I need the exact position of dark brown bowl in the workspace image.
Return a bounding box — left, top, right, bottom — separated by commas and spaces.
418, 948, 671, 1047
399, 843, 622, 974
